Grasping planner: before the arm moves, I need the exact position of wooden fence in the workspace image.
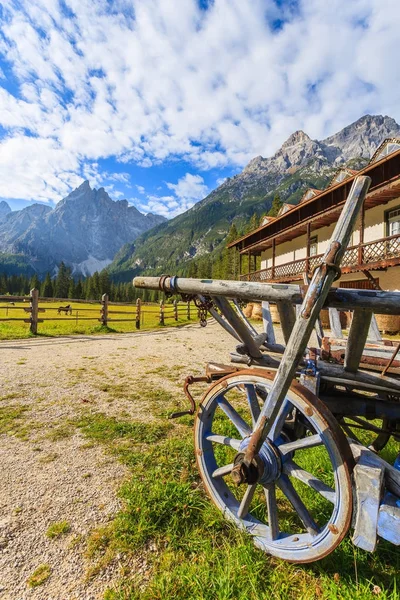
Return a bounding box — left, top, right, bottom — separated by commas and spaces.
0, 290, 192, 335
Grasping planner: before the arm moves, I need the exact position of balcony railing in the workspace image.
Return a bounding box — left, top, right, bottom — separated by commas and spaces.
240, 233, 400, 282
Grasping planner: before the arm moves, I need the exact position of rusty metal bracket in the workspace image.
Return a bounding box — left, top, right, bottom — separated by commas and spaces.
382, 341, 400, 376
169, 374, 210, 419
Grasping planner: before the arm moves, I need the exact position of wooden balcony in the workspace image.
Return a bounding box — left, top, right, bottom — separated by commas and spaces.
240, 233, 400, 283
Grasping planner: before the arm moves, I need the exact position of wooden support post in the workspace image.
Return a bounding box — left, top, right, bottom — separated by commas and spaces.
247, 251, 251, 279
306, 222, 311, 276
211, 295, 263, 358
101, 293, 109, 327
272, 238, 276, 279
29, 288, 39, 334
174, 298, 178, 321
239, 253, 242, 279
345, 308, 373, 372
328, 307, 343, 338
187, 301, 191, 320
159, 300, 165, 325
136, 298, 141, 329
262, 301, 276, 344
276, 300, 296, 344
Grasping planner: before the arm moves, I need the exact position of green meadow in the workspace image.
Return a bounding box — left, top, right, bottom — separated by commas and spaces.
0, 299, 191, 339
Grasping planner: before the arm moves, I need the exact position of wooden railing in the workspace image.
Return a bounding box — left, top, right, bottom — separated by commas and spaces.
240, 232, 400, 282
0, 291, 193, 334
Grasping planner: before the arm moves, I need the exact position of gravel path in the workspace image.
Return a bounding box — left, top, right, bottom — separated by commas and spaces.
0, 321, 240, 599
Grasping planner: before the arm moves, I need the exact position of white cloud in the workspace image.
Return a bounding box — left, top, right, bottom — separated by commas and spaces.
0, 0, 399, 203
135, 185, 145, 194
133, 173, 209, 218
166, 173, 209, 204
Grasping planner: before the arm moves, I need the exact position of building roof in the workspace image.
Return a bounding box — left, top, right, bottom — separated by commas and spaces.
229, 146, 400, 254
370, 138, 400, 164
299, 188, 320, 204
328, 167, 358, 187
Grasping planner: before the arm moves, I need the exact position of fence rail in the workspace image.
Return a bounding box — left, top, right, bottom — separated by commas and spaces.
0, 291, 193, 335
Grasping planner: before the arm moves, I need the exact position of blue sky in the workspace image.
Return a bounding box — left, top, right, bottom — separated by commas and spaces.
0, 0, 399, 217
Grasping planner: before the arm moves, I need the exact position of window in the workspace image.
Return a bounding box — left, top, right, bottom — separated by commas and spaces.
387, 207, 400, 236
309, 236, 318, 256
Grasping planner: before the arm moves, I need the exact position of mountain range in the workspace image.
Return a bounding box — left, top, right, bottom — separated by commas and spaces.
0, 114, 399, 280
0, 182, 165, 276
108, 114, 400, 280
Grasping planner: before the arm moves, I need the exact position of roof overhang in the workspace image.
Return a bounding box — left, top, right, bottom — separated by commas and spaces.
230, 148, 400, 255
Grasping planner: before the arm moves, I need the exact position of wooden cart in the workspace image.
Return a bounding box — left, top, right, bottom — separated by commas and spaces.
134, 176, 400, 563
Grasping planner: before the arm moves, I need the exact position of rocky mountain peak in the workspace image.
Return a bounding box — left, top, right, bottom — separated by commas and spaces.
322, 114, 400, 163
0, 200, 11, 222
281, 129, 311, 150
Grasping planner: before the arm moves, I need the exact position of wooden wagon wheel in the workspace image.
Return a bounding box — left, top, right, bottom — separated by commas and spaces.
194, 370, 354, 563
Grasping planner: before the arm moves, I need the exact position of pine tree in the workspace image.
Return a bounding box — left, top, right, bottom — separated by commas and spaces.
41, 273, 53, 297
30, 273, 41, 291
55, 262, 71, 298
68, 279, 76, 299
99, 270, 111, 296
75, 279, 83, 299
268, 193, 283, 217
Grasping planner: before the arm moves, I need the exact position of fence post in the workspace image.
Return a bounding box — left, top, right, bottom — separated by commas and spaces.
159, 300, 165, 325
101, 293, 109, 326
174, 298, 178, 321
30, 288, 39, 334
136, 298, 141, 329
187, 300, 191, 320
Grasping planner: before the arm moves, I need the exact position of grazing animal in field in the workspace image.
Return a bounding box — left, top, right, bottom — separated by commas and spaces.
8, 302, 15, 306
57, 304, 72, 315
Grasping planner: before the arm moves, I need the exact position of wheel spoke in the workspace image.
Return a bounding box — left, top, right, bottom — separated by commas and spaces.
278, 434, 322, 455
283, 460, 336, 504
205, 433, 241, 450
244, 384, 260, 426
212, 463, 234, 478
268, 399, 292, 441
237, 484, 257, 519
277, 474, 320, 536
217, 394, 252, 438
264, 483, 279, 540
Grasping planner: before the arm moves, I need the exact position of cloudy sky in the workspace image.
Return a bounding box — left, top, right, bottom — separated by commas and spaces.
0, 0, 399, 217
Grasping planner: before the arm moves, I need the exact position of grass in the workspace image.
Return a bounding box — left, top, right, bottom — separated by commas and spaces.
27, 564, 51, 587
0, 300, 193, 340
73, 405, 400, 600
46, 520, 71, 539
0, 405, 29, 435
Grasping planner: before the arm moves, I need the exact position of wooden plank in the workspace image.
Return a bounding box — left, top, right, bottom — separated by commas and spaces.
134, 276, 400, 315
329, 308, 343, 338
349, 442, 400, 498
303, 272, 324, 346
276, 300, 296, 344
344, 308, 373, 372
352, 454, 384, 552
211, 296, 263, 359
377, 492, 400, 545
262, 301, 276, 344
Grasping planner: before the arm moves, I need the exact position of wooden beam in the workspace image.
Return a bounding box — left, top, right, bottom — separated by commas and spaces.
276, 300, 296, 344
345, 308, 373, 372
272, 238, 276, 279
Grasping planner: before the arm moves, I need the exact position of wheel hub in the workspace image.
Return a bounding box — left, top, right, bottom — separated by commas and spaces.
233, 437, 283, 485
